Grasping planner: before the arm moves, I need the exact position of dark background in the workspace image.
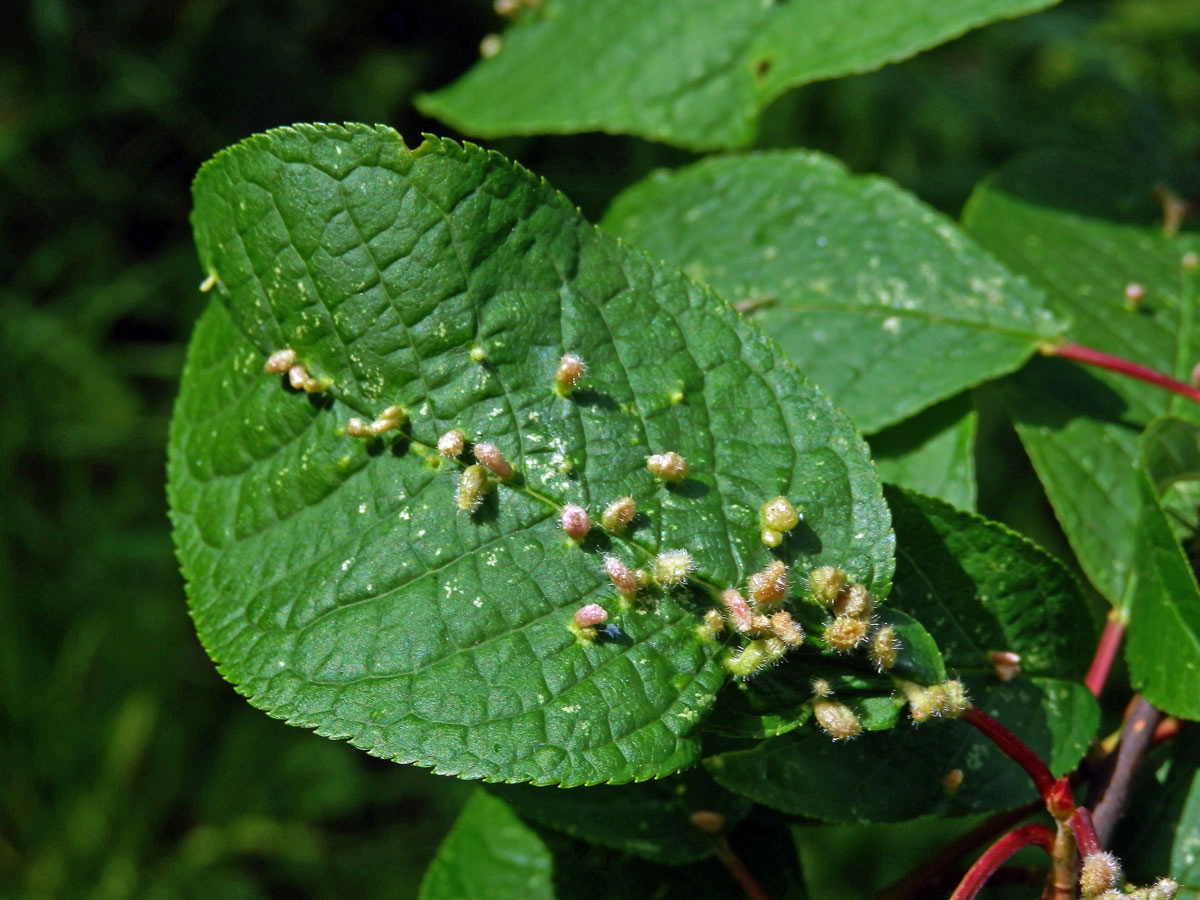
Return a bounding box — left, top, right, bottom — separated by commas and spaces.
2, 1, 1198, 896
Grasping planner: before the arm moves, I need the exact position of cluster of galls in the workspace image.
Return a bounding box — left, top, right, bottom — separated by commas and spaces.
261, 348, 961, 740
1081, 851, 1177, 900
264, 348, 332, 393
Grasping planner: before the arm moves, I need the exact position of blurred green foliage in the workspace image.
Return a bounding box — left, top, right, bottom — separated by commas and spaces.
1, 0, 1197, 897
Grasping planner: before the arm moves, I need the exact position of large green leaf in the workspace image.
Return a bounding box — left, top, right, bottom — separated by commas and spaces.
602, 153, 1061, 433
168, 125, 894, 786
962, 150, 1200, 612
419, 0, 1060, 151
420, 790, 555, 900
707, 488, 1098, 821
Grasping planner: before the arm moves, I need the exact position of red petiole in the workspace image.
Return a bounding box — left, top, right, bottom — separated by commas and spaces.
1042, 341, 1200, 404
948, 824, 1056, 900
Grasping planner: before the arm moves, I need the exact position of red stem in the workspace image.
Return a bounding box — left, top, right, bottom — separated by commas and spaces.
1069, 807, 1101, 857
1043, 342, 1200, 404
962, 705, 1056, 798
948, 824, 1056, 900
712, 836, 771, 900
1085, 615, 1126, 698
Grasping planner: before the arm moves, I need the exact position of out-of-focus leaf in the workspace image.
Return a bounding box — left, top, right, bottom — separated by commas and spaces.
962, 149, 1200, 612
420, 0, 1061, 150
419, 790, 555, 900
490, 769, 750, 864
870, 395, 978, 510
603, 152, 1061, 433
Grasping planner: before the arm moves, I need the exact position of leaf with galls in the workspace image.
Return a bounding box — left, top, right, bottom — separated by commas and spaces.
170, 125, 894, 786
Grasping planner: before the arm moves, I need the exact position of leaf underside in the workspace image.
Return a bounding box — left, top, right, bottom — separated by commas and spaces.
169, 124, 894, 786
420, 0, 1060, 151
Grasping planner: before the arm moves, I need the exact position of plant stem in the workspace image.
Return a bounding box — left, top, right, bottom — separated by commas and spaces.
1068, 807, 1101, 857
963, 705, 1056, 797
1042, 342, 1200, 404
1088, 695, 1163, 845
1085, 613, 1126, 697
712, 835, 771, 900
948, 824, 1056, 900
874, 800, 1044, 900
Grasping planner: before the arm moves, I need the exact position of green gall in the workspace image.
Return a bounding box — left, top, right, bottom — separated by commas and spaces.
723, 638, 787, 679
813, 700, 861, 740
647, 451, 688, 482
456, 465, 491, 513
345, 417, 372, 438
808, 565, 847, 606
823, 615, 867, 652
760, 528, 782, 548
833, 582, 872, 619
769, 611, 804, 646
654, 549, 694, 587
600, 496, 636, 533
760, 495, 800, 532
263, 348, 295, 373
699, 608, 725, 639
1081, 852, 1123, 899
868, 625, 898, 671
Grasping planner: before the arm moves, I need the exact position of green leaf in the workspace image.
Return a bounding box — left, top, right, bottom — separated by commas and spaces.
419, 0, 1060, 151
1124, 427, 1200, 720
706, 488, 1099, 821
870, 394, 977, 511
962, 149, 1200, 611
169, 125, 894, 786
490, 769, 750, 864
602, 152, 1061, 433
419, 790, 555, 900
885, 486, 1095, 679
1143, 416, 1200, 494
706, 676, 1097, 823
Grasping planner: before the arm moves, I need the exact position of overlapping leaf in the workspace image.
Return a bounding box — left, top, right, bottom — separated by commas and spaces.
1126, 420, 1200, 720
707, 488, 1098, 821
169, 125, 894, 786
420, 790, 554, 900
870, 394, 978, 510
603, 152, 1061, 433
963, 150, 1200, 611
490, 769, 750, 864
963, 151, 1200, 717
420, 0, 1060, 150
